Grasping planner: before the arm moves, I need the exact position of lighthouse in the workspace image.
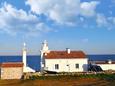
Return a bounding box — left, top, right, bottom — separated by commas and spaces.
40, 40, 50, 71
23, 42, 27, 68
22, 42, 35, 72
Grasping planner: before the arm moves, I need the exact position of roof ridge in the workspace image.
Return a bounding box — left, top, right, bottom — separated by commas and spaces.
44, 51, 86, 59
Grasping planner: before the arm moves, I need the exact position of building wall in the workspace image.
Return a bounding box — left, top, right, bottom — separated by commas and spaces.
97, 64, 115, 70
45, 58, 88, 72
0, 67, 23, 79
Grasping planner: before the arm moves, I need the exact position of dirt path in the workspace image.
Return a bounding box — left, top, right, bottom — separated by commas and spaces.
0, 78, 114, 86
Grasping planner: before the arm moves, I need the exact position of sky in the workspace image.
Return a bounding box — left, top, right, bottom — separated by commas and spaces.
0, 0, 115, 55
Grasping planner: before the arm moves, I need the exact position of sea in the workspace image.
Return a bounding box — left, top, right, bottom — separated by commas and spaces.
0, 55, 115, 71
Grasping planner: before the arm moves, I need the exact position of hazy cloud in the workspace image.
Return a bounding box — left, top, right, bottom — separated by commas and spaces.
0, 2, 50, 36
96, 14, 115, 30
0, 0, 114, 36
80, 1, 100, 17
96, 14, 108, 27
26, 0, 100, 25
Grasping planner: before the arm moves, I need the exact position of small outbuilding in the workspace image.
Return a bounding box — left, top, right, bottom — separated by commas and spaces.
94, 60, 115, 71
0, 62, 23, 79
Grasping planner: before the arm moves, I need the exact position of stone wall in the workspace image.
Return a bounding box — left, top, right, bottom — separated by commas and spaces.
0, 67, 23, 79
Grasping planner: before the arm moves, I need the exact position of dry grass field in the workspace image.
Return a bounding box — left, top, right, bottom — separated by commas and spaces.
0, 78, 114, 86
0, 74, 115, 86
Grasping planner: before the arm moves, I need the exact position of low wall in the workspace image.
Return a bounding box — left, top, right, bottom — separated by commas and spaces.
97, 64, 115, 70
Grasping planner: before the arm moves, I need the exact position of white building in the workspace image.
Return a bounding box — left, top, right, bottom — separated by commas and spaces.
94, 60, 115, 71
22, 43, 35, 72
40, 40, 88, 72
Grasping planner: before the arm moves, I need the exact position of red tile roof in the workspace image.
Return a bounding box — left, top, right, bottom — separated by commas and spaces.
44, 51, 86, 59
0, 62, 23, 68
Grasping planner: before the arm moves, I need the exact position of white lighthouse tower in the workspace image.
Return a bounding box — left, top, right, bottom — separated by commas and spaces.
40, 40, 50, 71
23, 42, 27, 68
22, 42, 35, 72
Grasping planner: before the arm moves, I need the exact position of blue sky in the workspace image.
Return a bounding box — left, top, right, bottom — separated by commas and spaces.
0, 0, 115, 55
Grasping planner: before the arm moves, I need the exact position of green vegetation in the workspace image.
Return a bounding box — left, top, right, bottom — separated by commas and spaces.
29, 73, 115, 81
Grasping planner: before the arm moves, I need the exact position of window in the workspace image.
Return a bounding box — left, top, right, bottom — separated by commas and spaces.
75, 64, 79, 69
55, 64, 59, 69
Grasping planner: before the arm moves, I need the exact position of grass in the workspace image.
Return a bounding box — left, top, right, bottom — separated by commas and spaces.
0, 73, 115, 86
29, 73, 115, 80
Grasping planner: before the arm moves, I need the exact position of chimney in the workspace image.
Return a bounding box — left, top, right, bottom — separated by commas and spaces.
108, 59, 112, 64
66, 48, 70, 54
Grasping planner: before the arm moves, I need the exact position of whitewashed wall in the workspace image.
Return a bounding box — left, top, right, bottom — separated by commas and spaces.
97, 64, 115, 70
45, 58, 88, 72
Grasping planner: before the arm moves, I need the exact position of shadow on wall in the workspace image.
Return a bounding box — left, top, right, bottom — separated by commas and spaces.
82, 64, 88, 71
